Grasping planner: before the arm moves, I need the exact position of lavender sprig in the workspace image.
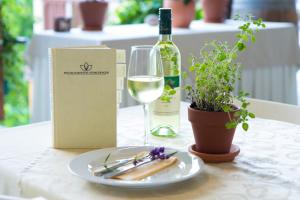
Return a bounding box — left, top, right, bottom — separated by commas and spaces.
133, 147, 175, 165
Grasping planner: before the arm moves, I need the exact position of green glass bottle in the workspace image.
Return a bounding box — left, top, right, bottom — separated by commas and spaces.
150, 8, 181, 137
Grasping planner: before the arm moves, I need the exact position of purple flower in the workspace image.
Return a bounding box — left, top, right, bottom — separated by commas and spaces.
150, 148, 159, 156
159, 147, 165, 153
133, 160, 138, 165
149, 147, 171, 161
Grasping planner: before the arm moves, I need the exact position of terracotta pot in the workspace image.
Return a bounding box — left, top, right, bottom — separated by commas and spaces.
231, 0, 298, 26
79, 0, 108, 31
163, 0, 195, 28
188, 105, 238, 154
202, 0, 229, 23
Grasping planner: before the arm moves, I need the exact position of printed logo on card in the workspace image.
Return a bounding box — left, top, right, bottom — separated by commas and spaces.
63, 62, 109, 76
80, 62, 93, 72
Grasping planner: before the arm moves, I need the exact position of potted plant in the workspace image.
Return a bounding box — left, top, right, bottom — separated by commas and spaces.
202, 0, 229, 23
185, 17, 266, 156
79, 0, 108, 31
164, 0, 195, 28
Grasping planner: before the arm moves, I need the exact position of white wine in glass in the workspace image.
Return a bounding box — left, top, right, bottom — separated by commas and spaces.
128, 76, 164, 103
127, 45, 164, 145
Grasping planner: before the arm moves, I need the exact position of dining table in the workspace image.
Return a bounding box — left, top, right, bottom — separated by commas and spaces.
1, 102, 300, 200
26, 20, 300, 123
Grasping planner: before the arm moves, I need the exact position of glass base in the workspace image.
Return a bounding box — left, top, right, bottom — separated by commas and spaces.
151, 126, 177, 138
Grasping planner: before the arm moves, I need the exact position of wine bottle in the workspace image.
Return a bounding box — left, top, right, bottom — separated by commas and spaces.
149, 8, 181, 137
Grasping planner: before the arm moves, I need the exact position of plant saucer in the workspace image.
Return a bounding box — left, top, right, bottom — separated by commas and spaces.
188, 144, 240, 163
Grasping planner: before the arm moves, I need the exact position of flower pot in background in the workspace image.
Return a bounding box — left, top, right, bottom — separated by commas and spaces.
188, 105, 237, 154
231, 0, 298, 26
79, 0, 108, 31
163, 0, 195, 28
202, 0, 229, 23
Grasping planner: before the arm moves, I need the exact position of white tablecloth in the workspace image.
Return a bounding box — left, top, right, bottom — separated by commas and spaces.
1, 102, 300, 200
26, 20, 300, 122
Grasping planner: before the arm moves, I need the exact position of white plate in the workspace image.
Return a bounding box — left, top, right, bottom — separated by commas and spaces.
69, 146, 204, 188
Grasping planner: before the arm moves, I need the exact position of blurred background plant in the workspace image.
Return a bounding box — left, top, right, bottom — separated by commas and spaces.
0, 0, 33, 126
112, 0, 202, 25
112, 0, 162, 24
195, 4, 203, 20
0, 0, 201, 127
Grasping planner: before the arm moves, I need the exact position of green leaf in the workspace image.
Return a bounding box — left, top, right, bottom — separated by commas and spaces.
189, 65, 195, 72
226, 121, 237, 129
160, 96, 171, 102
242, 123, 249, 131
222, 105, 231, 112
217, 53, 226, 61
236, 33, 242, 39
249, 112, 255, 118
171, 56, 177, 63
182, 71, 188, 79
184, 85, 192, 91
242, 34, 248, 42
104, 153, 111, 164
234, 111, 241, 117
194, 63, 201, 68
165, 85, 172, 90
237, 42, 246, 51
242, 102, 249, 108
168, 89, 176, 95
231, 53, 237, 59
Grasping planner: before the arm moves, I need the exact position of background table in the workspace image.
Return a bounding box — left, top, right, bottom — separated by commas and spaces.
1, 102, 300, 199
26, 20, 300, 123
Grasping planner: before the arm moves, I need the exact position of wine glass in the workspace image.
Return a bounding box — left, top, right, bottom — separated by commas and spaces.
127, 45, 164, 145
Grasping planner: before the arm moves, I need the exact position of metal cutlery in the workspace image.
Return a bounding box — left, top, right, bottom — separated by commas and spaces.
88, 151, 149, 176
101, 151, 178, 179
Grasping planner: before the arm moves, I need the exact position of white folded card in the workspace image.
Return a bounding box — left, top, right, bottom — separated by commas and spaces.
50, 46, 125, 148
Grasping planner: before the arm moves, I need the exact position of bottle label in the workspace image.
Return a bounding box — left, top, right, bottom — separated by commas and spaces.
165, 76, 179, 88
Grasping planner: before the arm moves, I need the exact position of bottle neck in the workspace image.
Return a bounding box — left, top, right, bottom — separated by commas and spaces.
159, 34, 172, 42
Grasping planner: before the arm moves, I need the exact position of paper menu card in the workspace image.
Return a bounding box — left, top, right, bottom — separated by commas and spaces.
50, 46, 125, 148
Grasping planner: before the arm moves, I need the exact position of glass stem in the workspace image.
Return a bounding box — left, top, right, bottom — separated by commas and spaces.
143, 103, 150, 145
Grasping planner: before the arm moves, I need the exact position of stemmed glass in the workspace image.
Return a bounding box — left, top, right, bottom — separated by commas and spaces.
127, 45, 164, 145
